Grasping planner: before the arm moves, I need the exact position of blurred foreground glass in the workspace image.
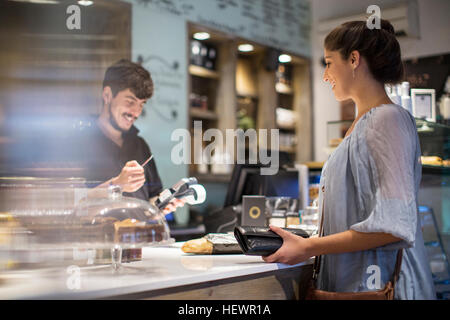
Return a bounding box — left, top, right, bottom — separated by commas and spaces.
0, 178, 172, 271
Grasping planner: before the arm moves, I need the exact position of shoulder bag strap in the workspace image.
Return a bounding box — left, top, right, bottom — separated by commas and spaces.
311, 186, 325, 281
392, 249, 403, 287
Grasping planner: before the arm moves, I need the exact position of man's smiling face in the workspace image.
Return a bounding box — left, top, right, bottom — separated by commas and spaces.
107, 88, 147, 132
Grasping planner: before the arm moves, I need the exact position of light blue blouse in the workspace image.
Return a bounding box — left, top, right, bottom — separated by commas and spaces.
316, 104, 436, 300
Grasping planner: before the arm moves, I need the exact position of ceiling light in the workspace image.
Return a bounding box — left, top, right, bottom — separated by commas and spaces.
278, 54, 292, 63
78, 0, 93, 6
193, 32, 210, 41
238, 44, 254, 52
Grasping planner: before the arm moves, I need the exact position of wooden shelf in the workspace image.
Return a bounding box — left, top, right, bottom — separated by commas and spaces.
301, 161, 324, 170
277, 124, 296, 131
275, 82, 293, 95
189, 108, 218, 120
189, 65, 220, 79
236, 92, 258, 99
422, 164, 450, 175
279, 146, 296, 153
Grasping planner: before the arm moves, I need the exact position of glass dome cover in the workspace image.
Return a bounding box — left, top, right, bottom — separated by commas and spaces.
1, 178, 173, 270
0, 179, 173, 250
73, 185, 173, 248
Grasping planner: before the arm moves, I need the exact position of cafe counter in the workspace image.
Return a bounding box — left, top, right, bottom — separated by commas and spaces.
0, 242, 313, 300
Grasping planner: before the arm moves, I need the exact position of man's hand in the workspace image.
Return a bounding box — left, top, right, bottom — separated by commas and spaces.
162, 198, 186, 215
262, 225, 313, 265
112, 160, 145, 193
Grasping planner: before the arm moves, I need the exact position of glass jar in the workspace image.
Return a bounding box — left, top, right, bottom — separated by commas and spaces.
269, 210, 286, 228
308, 175, 321, 206
286, 211, 300, 227
301, 206, 319, 226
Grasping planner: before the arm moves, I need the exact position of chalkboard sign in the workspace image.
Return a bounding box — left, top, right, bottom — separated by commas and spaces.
135, 0, 311, 58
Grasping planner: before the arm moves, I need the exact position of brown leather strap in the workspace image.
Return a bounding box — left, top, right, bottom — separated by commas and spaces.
392, 249, 403, 288
311, 186, 325, 281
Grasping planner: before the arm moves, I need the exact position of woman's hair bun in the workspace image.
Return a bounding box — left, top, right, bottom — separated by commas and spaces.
380, 19, 395, 35
324, 19, 404, 84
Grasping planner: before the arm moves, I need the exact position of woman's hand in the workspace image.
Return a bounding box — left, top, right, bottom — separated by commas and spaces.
112, 160, 145, 193
262, 225, 313, 265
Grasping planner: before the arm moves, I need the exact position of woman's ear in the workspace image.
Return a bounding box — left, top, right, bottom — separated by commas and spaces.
350, 50, 360, 69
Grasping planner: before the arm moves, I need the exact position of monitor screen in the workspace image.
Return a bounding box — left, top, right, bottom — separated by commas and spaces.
224, 164, 299, 206
265, 170, 299, 199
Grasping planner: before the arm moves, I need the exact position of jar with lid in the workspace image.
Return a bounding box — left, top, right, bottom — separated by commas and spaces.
301, 206, 319, 226
308, 175, 320, 206
269, 210, 286, 228
286, 211, 300, 227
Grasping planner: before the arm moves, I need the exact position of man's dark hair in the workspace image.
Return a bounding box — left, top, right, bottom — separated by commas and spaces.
324, 19, 404, 85
103, 59, 154, 99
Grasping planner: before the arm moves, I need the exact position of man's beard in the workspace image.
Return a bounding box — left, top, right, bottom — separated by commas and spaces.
108, 104, 129, 133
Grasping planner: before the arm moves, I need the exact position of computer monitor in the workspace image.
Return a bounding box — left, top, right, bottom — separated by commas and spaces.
224, 164, 300, 207
265, 170, 300, 199
223, 164, 263, 207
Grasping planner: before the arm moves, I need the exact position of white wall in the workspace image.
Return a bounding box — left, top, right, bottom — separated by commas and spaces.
310, 0, 450, 161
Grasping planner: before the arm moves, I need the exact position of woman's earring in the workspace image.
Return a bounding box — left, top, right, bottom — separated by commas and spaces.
352, 69, 355, 79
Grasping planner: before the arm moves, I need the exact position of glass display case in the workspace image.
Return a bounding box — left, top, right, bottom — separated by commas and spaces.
325, 118, 450, 171
0, 178, 173, 271
416, 118, 450, 173
415, 119, 450, 298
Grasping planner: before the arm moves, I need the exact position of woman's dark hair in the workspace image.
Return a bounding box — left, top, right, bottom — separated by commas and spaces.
324, 19, 404, 84
103, 59, 154, 99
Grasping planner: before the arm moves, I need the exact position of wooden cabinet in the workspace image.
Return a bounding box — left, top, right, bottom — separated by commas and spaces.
187, 23, 312, 180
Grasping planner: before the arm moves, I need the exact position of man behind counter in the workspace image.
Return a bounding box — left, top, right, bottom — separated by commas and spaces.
79, 59, 184, 214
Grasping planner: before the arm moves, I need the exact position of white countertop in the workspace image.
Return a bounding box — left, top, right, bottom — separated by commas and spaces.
0, 242, 312, 300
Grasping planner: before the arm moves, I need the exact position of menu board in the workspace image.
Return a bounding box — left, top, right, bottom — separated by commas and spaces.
136, 0, 311, 57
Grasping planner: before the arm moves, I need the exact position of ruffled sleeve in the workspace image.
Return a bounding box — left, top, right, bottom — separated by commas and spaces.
349, 105, 420, 248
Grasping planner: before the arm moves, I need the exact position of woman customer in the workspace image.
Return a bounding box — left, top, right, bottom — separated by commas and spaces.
263, 19, 436, 299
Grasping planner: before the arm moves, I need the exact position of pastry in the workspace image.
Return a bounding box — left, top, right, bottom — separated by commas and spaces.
182, 233, 242, 254
182, 237, 213, 254
421, 156, 443, 166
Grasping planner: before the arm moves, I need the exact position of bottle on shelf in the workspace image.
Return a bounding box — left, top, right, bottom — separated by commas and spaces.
401, 81, 412, 115
393, 84, 402, 105
438, 76, 450, 125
